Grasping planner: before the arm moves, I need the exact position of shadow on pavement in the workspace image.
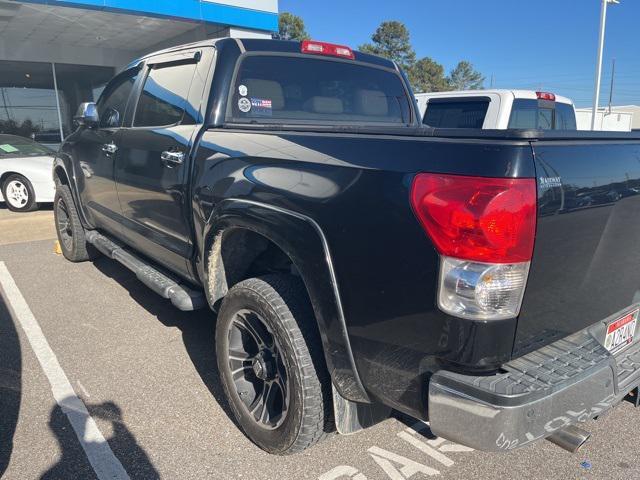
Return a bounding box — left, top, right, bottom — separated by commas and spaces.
0, 294, 21, 477
91, 257, 239, 427
0, 202, 53, 212
42, 399, 160, 480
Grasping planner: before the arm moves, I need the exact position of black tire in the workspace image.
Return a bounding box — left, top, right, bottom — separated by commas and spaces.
54, 183, 96, 262
216, 274, 332, 455
2, 174, 37, 212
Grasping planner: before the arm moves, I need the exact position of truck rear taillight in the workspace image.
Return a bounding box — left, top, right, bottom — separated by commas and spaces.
536, 91, 556, 101
301, 40, 355, 60
410, 173, 537, 320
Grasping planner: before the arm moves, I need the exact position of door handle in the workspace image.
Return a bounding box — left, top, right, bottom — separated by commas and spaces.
102, 142, 118, 154
161, 150, 185, 166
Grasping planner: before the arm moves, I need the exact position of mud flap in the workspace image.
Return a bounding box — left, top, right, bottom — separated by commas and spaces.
333, 385, 392, 435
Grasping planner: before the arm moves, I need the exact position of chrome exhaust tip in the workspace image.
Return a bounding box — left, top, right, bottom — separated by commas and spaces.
546, 425, 591, 453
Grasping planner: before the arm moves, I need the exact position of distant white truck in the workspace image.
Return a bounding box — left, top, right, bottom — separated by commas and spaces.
415, 89, 577, 130
575, 108, 633, 132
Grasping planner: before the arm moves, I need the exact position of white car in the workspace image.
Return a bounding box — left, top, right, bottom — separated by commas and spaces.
0, 134, 56, 212
415, 89, 577, 130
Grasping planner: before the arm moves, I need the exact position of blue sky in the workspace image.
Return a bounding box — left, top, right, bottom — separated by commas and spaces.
279, 0, 639, 107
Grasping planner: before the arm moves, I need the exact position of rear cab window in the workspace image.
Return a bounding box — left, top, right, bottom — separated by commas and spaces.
422, 98, 489, 128
227, 54, 412, 125
508, 99, 576, 130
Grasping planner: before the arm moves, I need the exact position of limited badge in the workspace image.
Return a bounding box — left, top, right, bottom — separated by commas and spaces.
238, 84, 248, 96
238, 97, 251, 113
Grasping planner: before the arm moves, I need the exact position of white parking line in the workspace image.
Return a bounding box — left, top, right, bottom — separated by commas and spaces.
0, 262, 130, 480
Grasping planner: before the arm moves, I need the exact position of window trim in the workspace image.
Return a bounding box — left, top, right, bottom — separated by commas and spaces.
223, 51, 417, 128
129, 51, 201, 130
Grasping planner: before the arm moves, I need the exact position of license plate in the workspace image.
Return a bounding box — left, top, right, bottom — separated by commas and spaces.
604, 309, 639, 354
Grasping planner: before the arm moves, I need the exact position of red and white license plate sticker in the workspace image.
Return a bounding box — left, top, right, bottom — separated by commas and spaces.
605, 309, 639, 353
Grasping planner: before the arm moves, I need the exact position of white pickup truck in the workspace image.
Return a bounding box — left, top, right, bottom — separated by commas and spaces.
415, 89, 577, 130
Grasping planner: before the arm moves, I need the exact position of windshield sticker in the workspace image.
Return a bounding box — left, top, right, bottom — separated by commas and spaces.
238, 84, 248, 96
250, 98, 273, 117
0, 144, 19, 153
238, 97, 252, 113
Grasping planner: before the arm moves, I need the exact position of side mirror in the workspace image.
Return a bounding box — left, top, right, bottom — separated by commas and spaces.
74, 102, 99, 127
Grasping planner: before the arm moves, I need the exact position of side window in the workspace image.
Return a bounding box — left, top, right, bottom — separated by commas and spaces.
508, 100, 538, 129
555, 103, 577, 130
134, 62, 197, 128
97, 69, 139, 128
423, 99, 489, 128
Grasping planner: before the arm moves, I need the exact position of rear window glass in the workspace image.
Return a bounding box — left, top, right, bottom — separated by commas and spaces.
228, 55, 411, 124
555, 102, 577, 130
422, 98, 489, 128
508, 99, 576, 130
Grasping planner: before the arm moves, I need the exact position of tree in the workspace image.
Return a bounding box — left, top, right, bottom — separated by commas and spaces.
447, 61, 485, 90
408, 57, 450, 93
277, 12, 310, 41
359, 21, 416, 69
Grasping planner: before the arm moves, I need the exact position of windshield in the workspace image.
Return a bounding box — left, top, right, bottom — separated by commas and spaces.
0, 135, 54, 158
227, 55, 412, 125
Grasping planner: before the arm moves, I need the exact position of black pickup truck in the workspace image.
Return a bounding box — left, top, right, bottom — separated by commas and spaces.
53, 38, 640, 455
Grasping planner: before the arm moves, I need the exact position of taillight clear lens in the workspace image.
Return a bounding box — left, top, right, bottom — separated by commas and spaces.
411, 173, 537, 320
439, 257, 530, 319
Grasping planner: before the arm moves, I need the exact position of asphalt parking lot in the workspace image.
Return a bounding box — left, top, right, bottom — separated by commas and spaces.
2, 204, 640, 480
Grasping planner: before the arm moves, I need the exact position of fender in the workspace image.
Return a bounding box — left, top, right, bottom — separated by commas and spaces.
201, 198, 370, 404
52, 154, 93, 229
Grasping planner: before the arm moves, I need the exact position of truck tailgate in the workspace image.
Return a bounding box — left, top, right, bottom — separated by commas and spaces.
515, 140, 640, 355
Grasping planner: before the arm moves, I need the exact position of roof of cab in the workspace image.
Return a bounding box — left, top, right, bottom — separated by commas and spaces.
415, 89, 574, 106
125, 38, 397, 71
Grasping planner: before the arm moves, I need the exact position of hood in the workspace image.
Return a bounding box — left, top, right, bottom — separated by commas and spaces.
0, 155, 55, 170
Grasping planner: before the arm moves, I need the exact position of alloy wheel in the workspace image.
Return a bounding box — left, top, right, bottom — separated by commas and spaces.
227, 309, 289, 430
56, 197, 74, 251
5, 180, 29, 209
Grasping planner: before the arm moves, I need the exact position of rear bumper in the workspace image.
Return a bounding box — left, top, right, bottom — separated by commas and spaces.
428, 306, 640, 451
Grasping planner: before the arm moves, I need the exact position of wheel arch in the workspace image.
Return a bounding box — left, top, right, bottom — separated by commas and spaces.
52, 157, 92, 229
201, 198, 370, 404
1, 170, 23, 185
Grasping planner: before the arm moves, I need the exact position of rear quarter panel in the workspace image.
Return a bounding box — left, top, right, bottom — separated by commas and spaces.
192, 128, 535, 418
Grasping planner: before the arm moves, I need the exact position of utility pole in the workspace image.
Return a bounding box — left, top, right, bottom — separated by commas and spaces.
591, 0, 619, 130
490, 74, 494, 88
608, 58, 616, 114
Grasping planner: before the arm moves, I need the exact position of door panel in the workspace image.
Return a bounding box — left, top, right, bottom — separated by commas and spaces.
115, 57, 200, 277
74, 127, 121, 231
115, 125, 196, 273
75, 67, 139, 232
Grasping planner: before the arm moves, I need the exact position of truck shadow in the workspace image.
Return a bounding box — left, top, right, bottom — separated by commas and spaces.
90, 256, 239, 429
0, 294, 21, 477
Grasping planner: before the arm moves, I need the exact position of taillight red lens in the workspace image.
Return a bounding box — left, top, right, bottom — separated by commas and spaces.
536, 91, 556, 101
301, 40, 355, 59
410, 173, 537, 263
